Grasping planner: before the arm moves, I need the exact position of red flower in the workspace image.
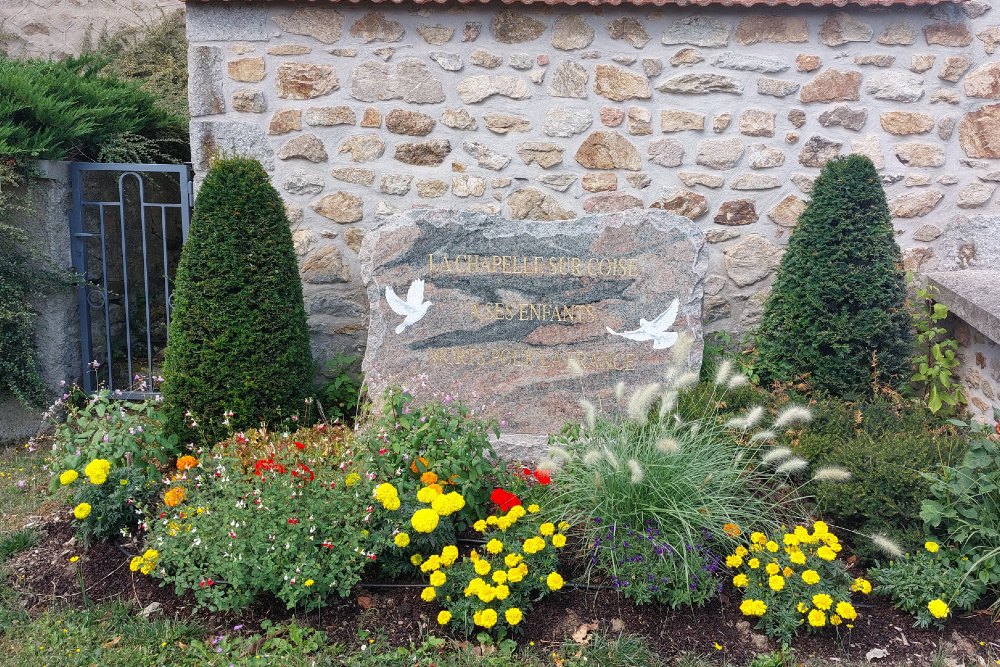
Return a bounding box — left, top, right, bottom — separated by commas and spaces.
522, 467, 532, 477
292, 463, 315, 482
294, 441, 306, 450
533, 469, 552, 485
288, 518, 299, 525
490, 488, 522, 512
254, 458, 287, 476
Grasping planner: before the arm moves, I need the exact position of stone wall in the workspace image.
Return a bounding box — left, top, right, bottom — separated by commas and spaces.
1, 0, 179, 59
185, 1, 1000, 367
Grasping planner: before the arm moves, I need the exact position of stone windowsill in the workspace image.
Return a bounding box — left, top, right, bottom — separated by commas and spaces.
924, 270, 1000, 345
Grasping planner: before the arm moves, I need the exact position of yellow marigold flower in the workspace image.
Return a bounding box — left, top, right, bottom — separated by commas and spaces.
474, 559, 491, 576
486, 539, 504, 554
801, 570, 820, 585
796, 602, 809, 614
429, 571, 446, 587
539, 522, 555, 536
486, 515, 498, 526
748, 558, 760, 569
421, 555, 442, 573
420, 471, 438, 486
304, 579, 314, 587
492, 570, 508, 585
374, 483, 398, 502
816, 546, 836, 561
925, 541, 940, 554
546, 572, 564, 591
431, 493, 455, 516
129, 556, 143, 572
394, 532, 411, 548
734, 546, 749, 557
789, 551, 807, 565
73, 503, 92, 520
765, 563, 780, 575
416, 486, 439, 504
509, 505, 527, 519
411, 508, 440, 534
750, 532, 767, 544
739, 599, 767, 617
812, 593, 833, 611
505, 553, 522, 568
765, 541, 779, 553
84, 459, 111, 484
59, 470, 78, 486
495, 584, 510, 600
420, 586, 436, 602
830, 614, 842, 626
164, 486, 186, 508
807, 609, 826, 627
507, 568, 524, 583
383, 496, 401, 511
464, 578, 485, 597
783, 566, 794, 578
794, 526, 809, 540
835, 601, 857, 621
812, 521, 829, 536
851, 578, 872, 595
437, 610, 452, 625
140, 562, 155, 575
475, 608, 498, 629
783, 534, 799, 547
522, 536, 545, 554
345, 473, 361, 487
496, 516, 513, 531
518, 562, 528, 575
477, 585, 496, 603
725, 554, 743, 568
428, 483, 444, 495
733, 574, 749, 588
927, 599, 950, 619
723, 522, 741, 537
768, 575, 785, 592
552, 534, 567, 548
505, 608, 523, 625
143, 549, 159, 561
474, 520, 488, 533
527, 504, 540, 514
558, 521, 570, 532
441, 545, 459, 566
470, 550, 479, 562
176, 455, 198, 471
410, 554, 423, 566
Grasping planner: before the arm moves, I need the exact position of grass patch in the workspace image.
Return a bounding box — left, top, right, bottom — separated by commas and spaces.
0, 445, 60, 535
0, 530, 37, 564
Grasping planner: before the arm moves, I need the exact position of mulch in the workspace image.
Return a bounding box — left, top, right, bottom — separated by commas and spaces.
7, 517, 1000, 666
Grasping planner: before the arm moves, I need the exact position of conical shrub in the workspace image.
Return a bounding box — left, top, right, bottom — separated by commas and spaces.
162, 157, 313, 443
756, 154, 911, 398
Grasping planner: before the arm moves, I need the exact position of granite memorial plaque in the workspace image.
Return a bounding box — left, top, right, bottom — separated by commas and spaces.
360, 208, 707, 454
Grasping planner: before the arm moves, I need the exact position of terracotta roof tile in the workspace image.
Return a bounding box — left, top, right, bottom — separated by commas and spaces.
181, 0, 961, 7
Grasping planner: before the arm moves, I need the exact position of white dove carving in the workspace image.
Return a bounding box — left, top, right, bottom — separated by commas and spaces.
606, 298, 680, 350
385, 279, 432, 334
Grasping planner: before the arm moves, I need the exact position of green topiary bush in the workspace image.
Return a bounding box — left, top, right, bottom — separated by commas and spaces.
756, 155, 911, 398
162, 158, 313, 444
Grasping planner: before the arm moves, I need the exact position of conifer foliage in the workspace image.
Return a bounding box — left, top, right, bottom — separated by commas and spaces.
162, 158, 313, 443
756, 155, 911, 398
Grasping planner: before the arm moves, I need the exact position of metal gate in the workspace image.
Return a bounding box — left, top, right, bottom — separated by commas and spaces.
69, 163, 192, 396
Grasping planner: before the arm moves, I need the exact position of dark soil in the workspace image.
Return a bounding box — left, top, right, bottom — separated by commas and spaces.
8, 517, 1000, 665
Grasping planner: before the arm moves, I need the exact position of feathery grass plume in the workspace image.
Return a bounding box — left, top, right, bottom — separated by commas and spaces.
658, 390, 678, 421
775, 457, 809, 475
870, 533, 904, 558
761, 447, 793, 465
579, 399, 597, 430
673, 371, 699, 390
725, 406, 765, 431
567, 356, 584, 377
714, 359, 733, 387
688, 423, 700, 436
594, 471, 602, 488
812, 466, 852, 483
655, 437, 680, 454
582, 449, 603, 467
548, 445, 572, 463
727, 374, 749, 390
673, 333, 693, 364
627, 459, 644, 484
627, 383, 661, 423
773, 405, 813, 429
615, 381, 626, 402
750, 430, 777, 443
663, 366, 678, 385
602, 447, 621, 471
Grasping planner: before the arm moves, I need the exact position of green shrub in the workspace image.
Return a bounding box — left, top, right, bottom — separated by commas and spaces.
162, 158, 313, 445
70, 465, 154, 545
147, 446, 376, 611
756, 155, 911, 398
0, 54, 187, 163
795, 398, 966, 543
871, 541, 984, 628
